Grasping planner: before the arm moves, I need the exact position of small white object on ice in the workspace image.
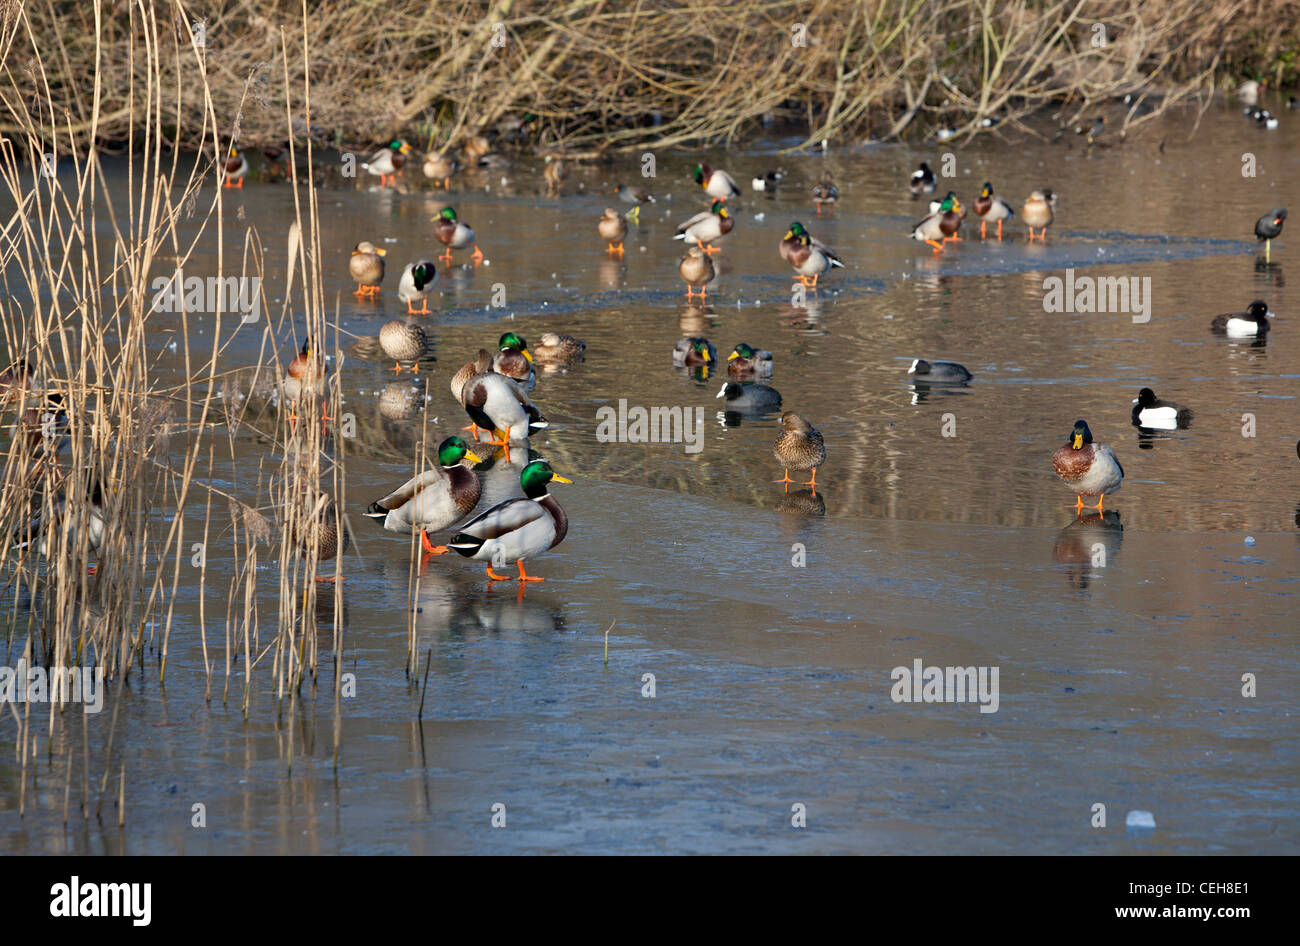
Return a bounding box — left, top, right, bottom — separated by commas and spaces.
1126, 810, 1156, 830
1245, 536, 1256, 546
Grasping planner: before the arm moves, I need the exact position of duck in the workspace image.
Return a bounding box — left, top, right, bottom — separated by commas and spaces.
673, 337, 716, 368
1023, 190, 1054, 241
1211, 299, 1273, 337
543, 154, 567, 196
361, 139, 412, 187
716, 380, 782, 414
1131, 388, 1193, 430
973, 183, 1015, 240
773, 411, 825, 492
492, 332, 535, 391
615, 184, 655, 205
678, 245, 715, 300
223, 146, 248, 189
0, 358, 36, 403
379, 314, 433, 374
422, 151, 459, 189
783, 223, 844, 288
598, 208, 628, 256
1052, 420, 1123, 512
727, 343, 773, 379
303, 497, 350, 581
396, 260, 437, 315
1255, 207, 1286, 261
11, 473, 108, 563
1074, 116, 1106, 142
460, 371, 548, 461
673, 199, 732, 253
378, 381, 421, 420
349, 241, 386, 298
451, 348, 494, 406
461, 134, 492, 165
909, 162, 936, 196
18, 392, 69, 458
433, 207, 483, 264
365, 436, 484, 554
1254, 109, 1279, 130
908, 359, 972, 383
751, 170, 782, 193
448, 459, 570, 583
910, 193, 962, 252
533, 333, 586, 366
811, 172, 838, 215
283, 337, 328, 428
1237, 79, 1262, 106
691, 164, 741, 201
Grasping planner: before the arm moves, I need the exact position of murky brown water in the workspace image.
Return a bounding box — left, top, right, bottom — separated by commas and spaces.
2, 102, 1298, 853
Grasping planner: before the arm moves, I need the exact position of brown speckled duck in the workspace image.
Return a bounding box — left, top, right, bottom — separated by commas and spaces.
774, 412, 825, 493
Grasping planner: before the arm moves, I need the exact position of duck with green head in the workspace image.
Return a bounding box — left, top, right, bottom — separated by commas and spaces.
361, 139, 413, 187
911, 193, 962, 252
492, 332, 535, 391
1052, 420, 1123, 512
673, 199, 732, 253
366, 436, 484, 555
727, 342, 773, 379
782, 222, 844, 287
692, 164, 741, 201
223, 146, 248, 189
396, 260, 437, 316
973, 183, 1014, 241
433, 206, 483, 264
461, 369, 548, 462
449, 460, 571, 582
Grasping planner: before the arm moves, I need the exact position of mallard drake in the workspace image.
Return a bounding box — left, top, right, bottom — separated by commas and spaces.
773, 412, 825, 492
448, 459, 570, 582
492, 332, 535, 391
811, 172, 838, 215
11, 473, 108, 563
1023, 190, 1054, 241
451, 349, 494, 405
349, 241, 386, 298
18, 392, 68, 458
673, 337, 716, 368
911, 193, 962, 252
1131, 388, 1193, 430
673, 199, 732, 253
380, 314, 432, 374
678, 245, 715, 300
223, 146, 248, 189
422, 151, 460, 189
1211, 300, 1274, 337
727, 343, 773, 379
361, 139, 412, 187
973, 182, 1015, 240
909, 162, 936, 196
908, 359, 972, 383
534, 333, 586, 366
365, 436, 484, 554
692, 164, 741, 201
598, 208, 628, 256
1052, 420, 1123, 512
461, 371, 547, 461
752, 170, 782, 192
783, 224, 844, 287
396, 260, 437, 315
433, 207, 483, 264
544, 154, 567, 196
716, 380, 782, 414
615, 184, 655, 205
1255, 207, 1286, 261
303, 497, 350, 581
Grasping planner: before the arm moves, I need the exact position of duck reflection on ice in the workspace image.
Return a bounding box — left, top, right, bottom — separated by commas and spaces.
413, 567, 568, 636
775, 487, 826, 517
1052, 510, 1123, 591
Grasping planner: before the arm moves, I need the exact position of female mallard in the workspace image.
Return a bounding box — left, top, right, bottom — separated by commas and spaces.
1255, 207, 1286, 262
365, 436, 484, 554
717, 381, 782, 414
908, 359, 972, 383
451, 349, 494, 404
678, 245, 715, 300
1023, 190, 1054, 241
1211, 300, 1273, 337
422, 151, 459, 189
361, 139, 412, 187
598, 208, 628, 256
433, 207, 483, 264
544, 154, 568, 196
911, 193, 962, 252
380, 314, 432, 374
811, 172, 838, 215
534, 333, 586, 366
461, 371, 548, 461
448, 459, 571, 582
1052, 420, 1123, 512
692, 164, 741, 201
615, 184, 655, 205
303, 497, 350, 582
773, 412, 825, 491
727, 343, 773, 379
396, 260, 437, 315
223, 147, 248, 189
462, 135, 492, 165
673, 337, 716, 368
909, 162, 936, 196
349, 241, 386, 298
673, 200, 732, 253
493, 332, 535, 391
1131, 387, 1193, 430
783, 225, 844, 287
973, 183, 1014, 240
